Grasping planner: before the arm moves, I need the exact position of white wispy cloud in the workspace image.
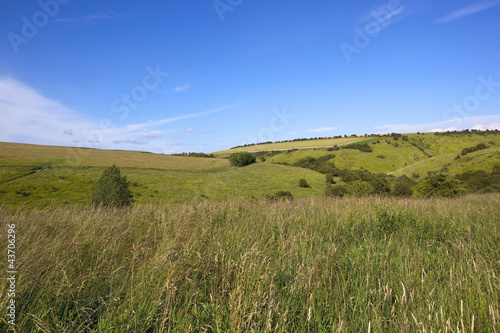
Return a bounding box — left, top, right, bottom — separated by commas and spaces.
0, 78, 236, 153
0, 77, 95, 146
112, 139, 147, 145
174, 84, 191, 93
124, 103, 243, 132
184, 128, 196, 133
138, 131, 162, 139
54, 11, 120, 23
308, 127, 339, 133
435, 1, 500, 24
375, 115, 500, 133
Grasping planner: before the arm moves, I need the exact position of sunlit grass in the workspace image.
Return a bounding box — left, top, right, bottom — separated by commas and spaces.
1, 194, 498, 331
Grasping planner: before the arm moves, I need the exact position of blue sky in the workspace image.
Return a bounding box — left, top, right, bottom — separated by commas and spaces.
1, 0, 499, 153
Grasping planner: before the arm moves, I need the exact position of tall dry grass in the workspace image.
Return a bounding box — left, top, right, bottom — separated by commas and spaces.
1, 194, 499, 332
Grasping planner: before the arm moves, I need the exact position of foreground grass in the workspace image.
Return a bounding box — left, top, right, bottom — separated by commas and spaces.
1, 195, 499, 331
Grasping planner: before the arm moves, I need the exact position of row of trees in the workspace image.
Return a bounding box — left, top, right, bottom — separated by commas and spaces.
229, 132, 412, 150
325, 168, 500, 197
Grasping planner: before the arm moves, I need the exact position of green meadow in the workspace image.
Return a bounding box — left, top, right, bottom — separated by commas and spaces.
1, 195, 499, 331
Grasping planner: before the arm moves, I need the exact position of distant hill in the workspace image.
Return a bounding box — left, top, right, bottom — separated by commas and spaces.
0, 142, 325, 208
215, 131, 500, 176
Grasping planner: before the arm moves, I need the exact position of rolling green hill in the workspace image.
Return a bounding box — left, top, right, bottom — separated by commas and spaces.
0, 142, 325, 208
219, 132, 500, 176
0, 142, 227, 170
213, 137, 363, 156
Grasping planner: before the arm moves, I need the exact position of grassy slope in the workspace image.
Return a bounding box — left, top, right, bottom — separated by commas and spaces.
231, 132, 500, 175
0, 142, 326, 208
0, 142, 227, 170
214, 137, 363, 155
392, 147, 500, 176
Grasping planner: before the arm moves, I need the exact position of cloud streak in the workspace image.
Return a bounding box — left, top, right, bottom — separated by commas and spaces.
54, 11, 120, 23
174, 84, 191, 93
112, 139, 147, 145
138, 131, 162, 139
436, 1, 500, 23
308, 127, 339, 133
124, 103, 243, 132
375, 115, 500, 133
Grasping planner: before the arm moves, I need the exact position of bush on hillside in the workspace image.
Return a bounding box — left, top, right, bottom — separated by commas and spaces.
342, 143, 373, 152
325, 174, 336, 184
299, 178, 310, 188
324, 184, 349, 197
461, 143, 488, 156
265, 190, 294, 200
392, 175, 415, 197
91, 165, 134, 207
229, 152, 256, 167
346, 180, 374, 196
413, 172, 465, 197
370, 176, 391, 195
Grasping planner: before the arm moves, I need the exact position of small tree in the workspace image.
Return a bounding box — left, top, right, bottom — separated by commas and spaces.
299, 178, 310, 188
91, 165, 133, 207
325, 174, 336, 184
229, 152, 256, 167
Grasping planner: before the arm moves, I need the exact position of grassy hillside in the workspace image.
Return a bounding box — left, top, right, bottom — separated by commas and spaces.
214, 137, 363, 155
0, 142, 227, 170
225, 132, 500, 176
1, 195, 498, 331
0, 143, 326, 208
392, 147, 500, 176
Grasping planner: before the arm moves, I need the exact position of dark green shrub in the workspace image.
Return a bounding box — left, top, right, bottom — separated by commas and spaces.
370, 176, 391, 195
324, 184, 349, 197
265, 191, 294, 200
342, 143, 373, 152
455, 170, 496, 193
299, 178, 310, 188
325, 174, 336, 184
346, 180, 373, 196
461, 143, 488, 155
91, 165, 133, 207
229, 152, 256, 167
413, 172, 465, 197
393, 181, 414, 197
